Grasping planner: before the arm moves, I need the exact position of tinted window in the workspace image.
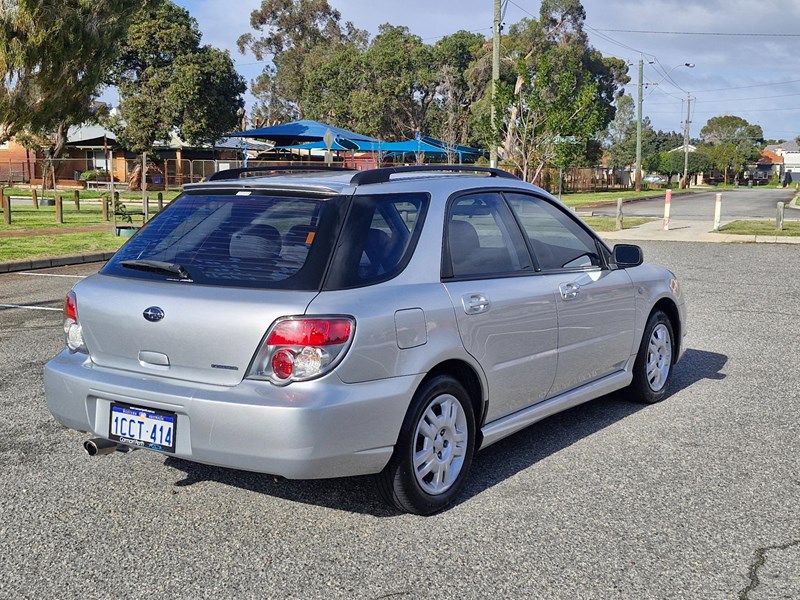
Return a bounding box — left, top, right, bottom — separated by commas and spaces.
504, 193, 602, 270
102, 193, 347, 290
445, 193, 532, 278
325, 193, 427, 289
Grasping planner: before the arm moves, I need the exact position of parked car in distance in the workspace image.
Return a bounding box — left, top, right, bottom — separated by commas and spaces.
643, 175, 666, 185
45, 165, 686, 515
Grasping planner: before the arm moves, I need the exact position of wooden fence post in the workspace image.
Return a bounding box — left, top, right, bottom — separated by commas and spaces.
102, 195, 109, 221
1, 187, 9, 225
157, 192, 163, 211
615, 198, 623, 231
55, 194, 63, 224
31, 188, 39, 210
777, 202, 785, 231
73, 189, 80, 211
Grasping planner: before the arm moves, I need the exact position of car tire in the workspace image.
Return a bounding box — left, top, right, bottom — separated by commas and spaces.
630, 310, 675, 404
377, 375, 476, 515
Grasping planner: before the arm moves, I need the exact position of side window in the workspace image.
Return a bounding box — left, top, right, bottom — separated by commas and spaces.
326, 193, 427, 289
446, 193, 532, 278
505, 192, 602, 271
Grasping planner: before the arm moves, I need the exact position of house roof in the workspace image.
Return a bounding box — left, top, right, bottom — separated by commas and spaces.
668, 144, 696, 153
67, 125, 117, 147
759, 149, 784, 165
766, 141, 800, 153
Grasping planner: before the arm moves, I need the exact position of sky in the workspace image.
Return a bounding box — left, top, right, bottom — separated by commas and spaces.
173, 0, 800, 142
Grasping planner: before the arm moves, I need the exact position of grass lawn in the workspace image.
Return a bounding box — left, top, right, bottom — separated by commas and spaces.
583, 217, 654, 231
1, 186, 181, 202
0, 200, 168, 231
0, 231, 125, 261
717, 220, 800, 237
0, 203, 109, 230
557, 188, 703, 208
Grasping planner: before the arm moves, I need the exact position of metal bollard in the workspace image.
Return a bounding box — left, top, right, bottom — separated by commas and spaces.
615, 198, 623, 231
663, 189, 672, 230
713, 193, 722, 231
777, 201, 785, 231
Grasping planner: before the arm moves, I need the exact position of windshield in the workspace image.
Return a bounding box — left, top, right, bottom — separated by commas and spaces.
102, 192, 348, 290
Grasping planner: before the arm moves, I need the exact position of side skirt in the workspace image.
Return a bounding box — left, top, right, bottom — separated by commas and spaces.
479, 368, 633, 449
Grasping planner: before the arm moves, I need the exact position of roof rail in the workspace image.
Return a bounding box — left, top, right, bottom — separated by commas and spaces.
349, 165, 519, 186
206, 165, 357, 182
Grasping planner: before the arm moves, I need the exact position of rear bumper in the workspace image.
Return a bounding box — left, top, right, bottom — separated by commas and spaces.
44, 350, 420, 479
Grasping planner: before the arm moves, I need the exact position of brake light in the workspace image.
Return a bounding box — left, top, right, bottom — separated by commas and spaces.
266, 319, 352, 346
63, 290, 87, 353
64, 291, 78, 322
248, 317, 355, 385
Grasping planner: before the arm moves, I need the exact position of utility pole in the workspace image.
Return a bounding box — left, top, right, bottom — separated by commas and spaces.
634, 57, 643, 192
490, 0, 501, 168
682, 93, 692, 188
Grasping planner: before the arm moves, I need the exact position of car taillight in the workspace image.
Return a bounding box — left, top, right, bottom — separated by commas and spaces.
63, 290, 87, 353
248, 317, 355, 385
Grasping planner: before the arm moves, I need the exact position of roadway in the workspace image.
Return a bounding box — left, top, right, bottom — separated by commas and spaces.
591, 186, 798, 220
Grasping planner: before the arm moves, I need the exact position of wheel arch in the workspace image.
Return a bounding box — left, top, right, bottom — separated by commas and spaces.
419, 359, 486, 444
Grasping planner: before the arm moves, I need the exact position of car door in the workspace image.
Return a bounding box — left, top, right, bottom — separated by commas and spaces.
504, 192, 636, 397
442, 192, 559, 423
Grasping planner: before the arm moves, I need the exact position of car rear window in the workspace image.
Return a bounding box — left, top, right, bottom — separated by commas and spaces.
101, 192, 348, 290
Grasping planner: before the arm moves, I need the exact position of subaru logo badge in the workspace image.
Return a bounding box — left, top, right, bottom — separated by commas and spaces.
143, 307, 165, 322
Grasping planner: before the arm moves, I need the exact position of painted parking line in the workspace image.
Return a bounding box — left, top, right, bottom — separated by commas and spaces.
17, 272, 87, 279
0, 303, 61, 312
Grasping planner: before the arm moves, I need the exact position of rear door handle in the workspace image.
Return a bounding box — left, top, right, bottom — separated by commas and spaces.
461, 293, 490, 315
559, 283, 580, 300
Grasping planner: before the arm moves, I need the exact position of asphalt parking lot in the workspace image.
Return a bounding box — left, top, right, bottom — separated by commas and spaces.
1, 241, 798, 599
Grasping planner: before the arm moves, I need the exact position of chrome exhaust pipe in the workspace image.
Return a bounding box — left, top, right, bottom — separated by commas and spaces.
83, 438, 118, 456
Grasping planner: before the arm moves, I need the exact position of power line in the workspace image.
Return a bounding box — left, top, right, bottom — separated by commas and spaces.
594, 28, 800, 38
648, 90, 800, 106
692, 78, 800, 94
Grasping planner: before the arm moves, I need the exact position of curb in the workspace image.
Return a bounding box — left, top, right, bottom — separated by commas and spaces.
0, 252, 116, 274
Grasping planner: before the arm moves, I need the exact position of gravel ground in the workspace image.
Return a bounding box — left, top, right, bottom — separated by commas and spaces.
0, 243, 797, 599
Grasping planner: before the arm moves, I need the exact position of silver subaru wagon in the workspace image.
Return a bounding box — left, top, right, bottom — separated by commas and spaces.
45, 165, 686, 514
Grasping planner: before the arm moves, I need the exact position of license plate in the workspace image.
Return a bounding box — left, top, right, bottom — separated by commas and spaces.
109, 403, 176, 453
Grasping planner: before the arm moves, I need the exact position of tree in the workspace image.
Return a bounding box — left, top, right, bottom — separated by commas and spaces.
432, 31, 490, 154
497, 3, 628, 182
238, 0, 367, 121
1, 0, 138, 187
0, 0, 138, 142
606, 95, 658, 173
499, 45, 606, 182
108, 0, 246, 152
699, 115, 763, 185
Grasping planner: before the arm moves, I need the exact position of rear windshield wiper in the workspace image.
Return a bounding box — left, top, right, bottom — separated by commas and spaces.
120, 259, 192, 280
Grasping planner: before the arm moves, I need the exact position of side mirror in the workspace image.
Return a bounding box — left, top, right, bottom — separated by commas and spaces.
612, 244, 643, 268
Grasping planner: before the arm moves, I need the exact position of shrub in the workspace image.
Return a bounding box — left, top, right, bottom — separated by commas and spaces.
79, 169, 110, 181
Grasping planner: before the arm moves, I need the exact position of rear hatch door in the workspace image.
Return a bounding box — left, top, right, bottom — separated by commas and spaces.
74, 274, 316, 386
